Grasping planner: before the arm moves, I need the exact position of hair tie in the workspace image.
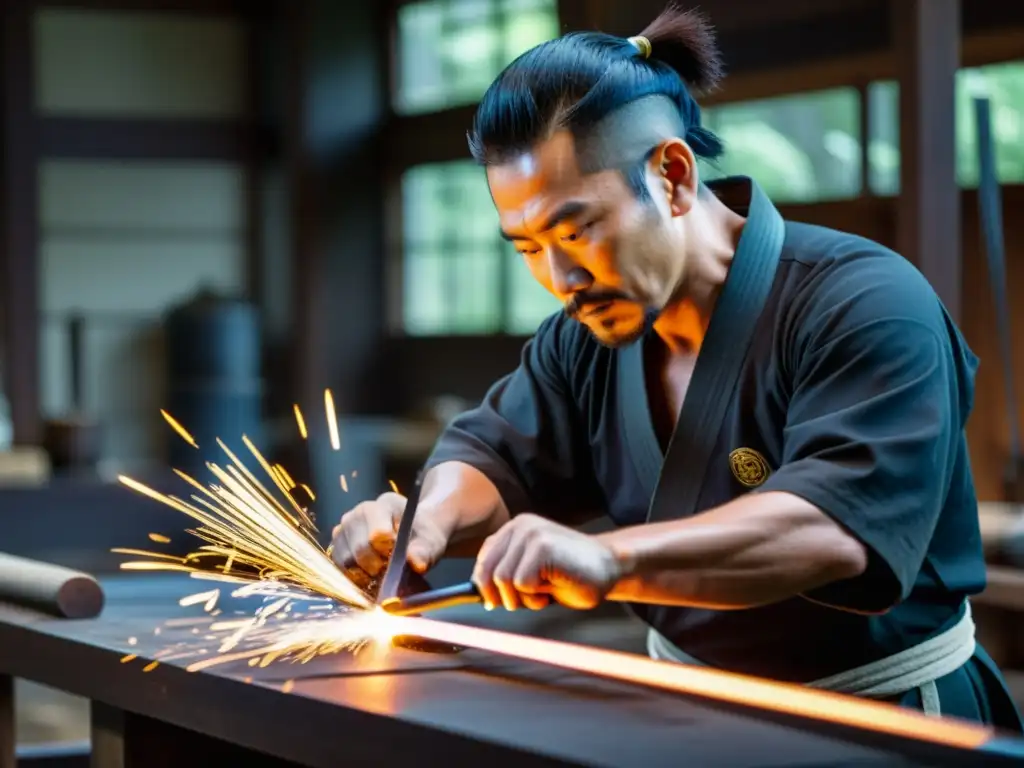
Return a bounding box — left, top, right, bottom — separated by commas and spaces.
628, 35, 652, 59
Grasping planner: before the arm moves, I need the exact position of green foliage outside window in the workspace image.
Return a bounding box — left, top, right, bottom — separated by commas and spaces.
396, 0, 559, 115
867, 61, 1024, 193
402, 160, 559, 335
699, 88, 862, 204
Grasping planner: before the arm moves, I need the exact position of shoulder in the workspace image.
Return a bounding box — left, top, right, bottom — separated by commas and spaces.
777, 222, 952, 346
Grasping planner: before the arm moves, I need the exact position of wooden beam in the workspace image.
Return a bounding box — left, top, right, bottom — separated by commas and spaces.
556, 0, 603, 30
242, 14, 263, 306
0, 0, 41, 446
39, 117, 264, 161
285, 1, 318, 412
893, 0, 961, 321
701, 27, 1024, 107
384, 106, 475, 167
856, 81, 872, 197
35, 0, 247, 15
287, 0, 388, 414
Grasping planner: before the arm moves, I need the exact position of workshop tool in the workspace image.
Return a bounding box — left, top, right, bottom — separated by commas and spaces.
375, 473, 423, 605
381, 581, 665, 616
0, 552, 104, 618
381, 580, 482, 616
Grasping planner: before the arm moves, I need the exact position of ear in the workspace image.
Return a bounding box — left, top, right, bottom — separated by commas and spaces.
647, 138, 698, 217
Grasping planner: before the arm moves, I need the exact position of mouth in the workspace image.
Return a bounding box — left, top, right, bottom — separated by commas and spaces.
583, 301, 615, 318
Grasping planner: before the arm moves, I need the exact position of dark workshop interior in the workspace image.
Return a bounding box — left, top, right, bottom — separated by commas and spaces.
3, 0, 1024, 765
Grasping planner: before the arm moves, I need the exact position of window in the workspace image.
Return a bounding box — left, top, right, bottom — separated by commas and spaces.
700, 88, 862, 204
866, 79, 899, 196
867, 60, 1024, 194
401, 160, 559, 335
395, 0, 559, 115
392, 0, 562, 336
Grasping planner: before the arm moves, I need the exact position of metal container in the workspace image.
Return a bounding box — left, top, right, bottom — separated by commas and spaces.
164, 290, 263, 475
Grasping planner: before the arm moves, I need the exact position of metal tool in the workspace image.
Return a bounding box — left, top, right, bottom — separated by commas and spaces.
380, 581, 482, 616
375, 473, 423, 605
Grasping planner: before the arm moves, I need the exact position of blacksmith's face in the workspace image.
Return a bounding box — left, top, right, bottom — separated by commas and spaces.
486, 130, 698, 348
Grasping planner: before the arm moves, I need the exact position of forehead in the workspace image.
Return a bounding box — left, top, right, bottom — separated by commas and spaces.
486, 130, 623, 229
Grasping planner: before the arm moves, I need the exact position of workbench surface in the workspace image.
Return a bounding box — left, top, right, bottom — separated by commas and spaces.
0, 575, 1021, 768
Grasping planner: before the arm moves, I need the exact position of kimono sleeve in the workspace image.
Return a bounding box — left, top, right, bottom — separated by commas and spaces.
425, 315, 600, 522
758, 255, 971, 613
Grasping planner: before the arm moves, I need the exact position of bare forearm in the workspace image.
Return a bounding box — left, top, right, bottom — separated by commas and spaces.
420, 461, 511, 557
600, 492, 868, 609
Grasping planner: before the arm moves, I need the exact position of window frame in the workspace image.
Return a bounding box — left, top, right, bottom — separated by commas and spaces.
383, 1, 1024, 338
383, 0, 566, 337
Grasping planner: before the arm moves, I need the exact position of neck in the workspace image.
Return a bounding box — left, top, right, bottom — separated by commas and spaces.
653, 191, 746, 354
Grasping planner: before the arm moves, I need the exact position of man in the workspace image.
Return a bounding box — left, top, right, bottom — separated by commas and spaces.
332, 6, 1023, 728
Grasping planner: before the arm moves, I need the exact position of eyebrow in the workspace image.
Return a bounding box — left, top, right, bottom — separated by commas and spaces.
500, 201, 591, 242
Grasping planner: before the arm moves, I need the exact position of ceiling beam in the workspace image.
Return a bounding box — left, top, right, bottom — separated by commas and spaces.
39, 117, 263, 160
34, 0, 248, 15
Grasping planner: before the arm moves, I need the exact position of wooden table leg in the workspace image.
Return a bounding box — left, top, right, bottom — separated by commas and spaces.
90, 701, 125, 768
0, 674, 13, 768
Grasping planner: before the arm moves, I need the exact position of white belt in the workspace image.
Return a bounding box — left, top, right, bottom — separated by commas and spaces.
646, 602, 976, 717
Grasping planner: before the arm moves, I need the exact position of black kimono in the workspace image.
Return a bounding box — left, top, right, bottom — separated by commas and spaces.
426, 177, 1023, 730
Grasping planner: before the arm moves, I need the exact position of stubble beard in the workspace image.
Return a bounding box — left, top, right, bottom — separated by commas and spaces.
587, 225, 681, 348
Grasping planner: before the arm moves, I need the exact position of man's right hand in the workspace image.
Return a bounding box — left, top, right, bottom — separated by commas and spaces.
329, 491, 451, 589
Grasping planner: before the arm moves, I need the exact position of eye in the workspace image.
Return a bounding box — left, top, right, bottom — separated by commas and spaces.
561, 221, 595, 243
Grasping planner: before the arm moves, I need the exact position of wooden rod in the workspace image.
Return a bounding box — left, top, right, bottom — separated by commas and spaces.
0, 553, 104, 619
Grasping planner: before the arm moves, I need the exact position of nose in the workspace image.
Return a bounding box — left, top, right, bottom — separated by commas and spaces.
547, 246, 592, 295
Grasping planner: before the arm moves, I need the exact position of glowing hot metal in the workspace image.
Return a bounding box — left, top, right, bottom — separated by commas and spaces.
248, 612, 994, 752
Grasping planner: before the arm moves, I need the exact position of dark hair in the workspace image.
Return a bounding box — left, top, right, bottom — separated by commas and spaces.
467, 4, 725, 198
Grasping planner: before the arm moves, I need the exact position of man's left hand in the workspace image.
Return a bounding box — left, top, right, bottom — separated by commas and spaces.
472, 514, 623, 611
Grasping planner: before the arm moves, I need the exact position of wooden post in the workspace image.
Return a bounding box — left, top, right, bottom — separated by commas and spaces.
0, 675, 14, 768
0, 0, 40, 445
892, 0, 961, 322
90, 701, 126, 768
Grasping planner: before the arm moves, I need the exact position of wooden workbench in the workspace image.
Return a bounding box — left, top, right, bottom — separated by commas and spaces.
0, 575, 1023, 767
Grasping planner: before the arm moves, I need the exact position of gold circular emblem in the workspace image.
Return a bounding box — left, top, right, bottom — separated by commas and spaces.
729, 447, 770, 488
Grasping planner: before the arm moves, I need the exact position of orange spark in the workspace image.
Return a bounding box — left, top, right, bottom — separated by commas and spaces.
110, 548, 184, 562
324, 389, 340, 450
388, 479, 399, 494
160, 409, 198, 448
340, 475, 348, 492
148, 533, 171, 544
293, 404, 308, 440
179, 590, 219, 612
274, 464, 296, 489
